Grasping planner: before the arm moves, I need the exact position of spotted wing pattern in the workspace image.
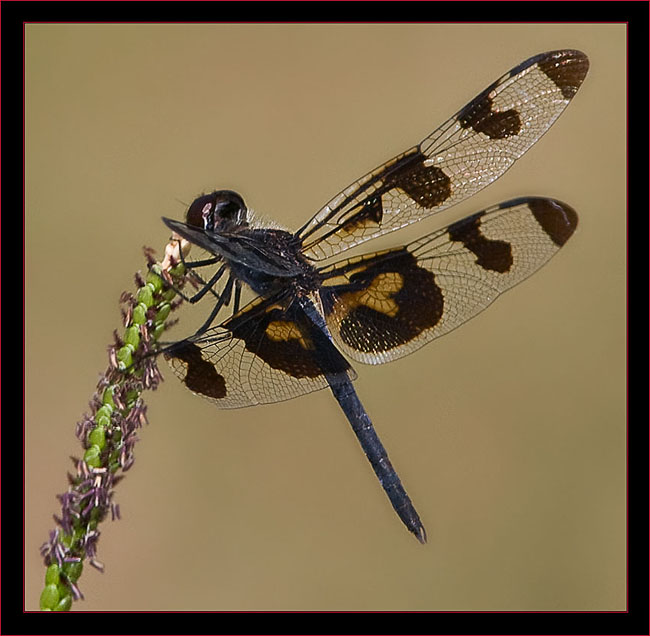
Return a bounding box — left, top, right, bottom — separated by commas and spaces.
165, 292, 355, 409
297, 50, 588, 262
318, 197, 578, 365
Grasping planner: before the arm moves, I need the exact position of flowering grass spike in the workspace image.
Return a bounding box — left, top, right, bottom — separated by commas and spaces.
39, 236, 191, 610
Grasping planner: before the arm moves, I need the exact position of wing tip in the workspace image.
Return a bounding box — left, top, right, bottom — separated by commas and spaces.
528, 197, 579, 247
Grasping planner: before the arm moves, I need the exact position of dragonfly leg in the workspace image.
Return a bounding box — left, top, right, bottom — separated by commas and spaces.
191, 275, 235, 338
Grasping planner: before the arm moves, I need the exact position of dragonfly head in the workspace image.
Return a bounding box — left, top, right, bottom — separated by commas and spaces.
186, 190, 248, 232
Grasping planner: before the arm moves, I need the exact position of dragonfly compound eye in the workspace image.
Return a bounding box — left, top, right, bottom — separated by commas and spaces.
186, 190, 247, 231
186, 193, 217, 230
212, 190, 248, 225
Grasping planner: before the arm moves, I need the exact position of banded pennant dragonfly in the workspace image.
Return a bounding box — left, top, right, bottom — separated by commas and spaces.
161, 50, 589, 543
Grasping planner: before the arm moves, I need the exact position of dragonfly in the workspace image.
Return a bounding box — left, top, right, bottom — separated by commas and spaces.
161, 50, 589, 543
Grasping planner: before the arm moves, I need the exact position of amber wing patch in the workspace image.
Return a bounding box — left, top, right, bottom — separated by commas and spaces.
321, 249, 444, 364
229, 303, 324, 380
166, 294, 353, 408
320, 197, 577, 365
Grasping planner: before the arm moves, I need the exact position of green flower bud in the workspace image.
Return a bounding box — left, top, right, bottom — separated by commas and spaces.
88, 426, 106, 450
40, 584, 59, 610
55, 594, 72, 611
136, 284, 154, 308
45, 563, 60, 585
116, 345, 134, 369
96, 404, 113, 419
102, 386, 115, 407
162, 287, 177, 302
83, 445, 102, 468
146, 268, 165, 294
169, 263, 186, 277
132, 303, 147, 325
95, 413, 111, 429
155, 302, 171, 324
123, 325, 141, 349
152, 322, 166, 341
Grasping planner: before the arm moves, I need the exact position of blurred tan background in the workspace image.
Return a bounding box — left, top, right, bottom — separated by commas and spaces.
25, 23, 626, 611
